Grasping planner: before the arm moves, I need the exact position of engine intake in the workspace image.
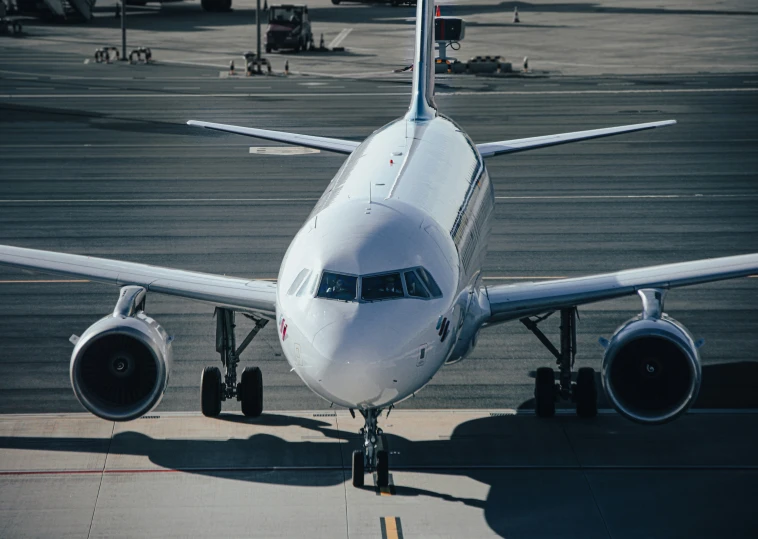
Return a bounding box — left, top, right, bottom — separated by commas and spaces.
602, 315, 701, 424
70, 287, 172, 421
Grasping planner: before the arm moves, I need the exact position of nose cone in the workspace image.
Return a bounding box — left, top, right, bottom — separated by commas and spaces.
309, 303, 423, 408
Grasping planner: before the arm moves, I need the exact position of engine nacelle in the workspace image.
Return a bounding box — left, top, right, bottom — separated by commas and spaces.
70, 287, 172, 421
602, 314, 701, 425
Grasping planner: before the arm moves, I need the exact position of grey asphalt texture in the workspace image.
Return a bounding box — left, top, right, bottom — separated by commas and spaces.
1, 55, 757, 415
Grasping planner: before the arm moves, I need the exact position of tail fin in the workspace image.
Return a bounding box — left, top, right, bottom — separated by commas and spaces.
407, 0, 437, 122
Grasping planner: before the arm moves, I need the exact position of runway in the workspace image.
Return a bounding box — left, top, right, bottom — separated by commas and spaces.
1, 18, 758, 537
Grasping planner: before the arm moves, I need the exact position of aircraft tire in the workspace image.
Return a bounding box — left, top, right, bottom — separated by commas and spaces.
352, 450, 364, 488
376, 450, 389, 487
535, 367, 556, 418
331, 0, 341, 5
201, 366, 222, 417
240, 366, 263, 417
575, 367, 598, 418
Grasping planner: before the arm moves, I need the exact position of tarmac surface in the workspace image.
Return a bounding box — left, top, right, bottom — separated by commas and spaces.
1, 4, 758, 536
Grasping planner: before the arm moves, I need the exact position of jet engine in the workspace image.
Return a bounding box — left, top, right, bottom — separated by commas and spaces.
70, 286, 172, 421
601, 290, 701, 425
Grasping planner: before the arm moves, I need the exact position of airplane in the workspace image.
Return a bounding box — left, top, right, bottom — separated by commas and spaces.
1, 0, 757, 489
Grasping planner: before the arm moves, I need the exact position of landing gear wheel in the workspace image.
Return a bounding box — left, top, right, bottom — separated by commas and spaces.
535, 367, 556, 418
376, 449, 389, 488
265, 45, 272, 54
239, 366, 263, 417
352, 450, 364, 488
575, 367, 598, 418
331, 0, 340, 4
201, 366, 222, 417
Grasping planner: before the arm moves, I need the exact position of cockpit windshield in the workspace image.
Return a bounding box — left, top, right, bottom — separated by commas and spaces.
361, 272, 404, 301
317, 272, 357, 301
310, 267, 442, 303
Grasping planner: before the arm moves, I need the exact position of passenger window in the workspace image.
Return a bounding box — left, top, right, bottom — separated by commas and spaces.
404, 271, 430, 298
416, 267, 442, 297
317, 272, 357, 301
287, 269, 310, 296
361, 272, 404, 301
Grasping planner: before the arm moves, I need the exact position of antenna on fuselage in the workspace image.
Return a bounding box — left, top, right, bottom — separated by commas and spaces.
406, 0, 437, 123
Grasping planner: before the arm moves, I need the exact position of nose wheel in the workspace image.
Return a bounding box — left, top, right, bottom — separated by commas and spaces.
352, 408, 389, 488
200, 308, 268, 417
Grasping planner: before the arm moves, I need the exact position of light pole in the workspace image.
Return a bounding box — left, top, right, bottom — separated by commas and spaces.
256, 0, 262, 62
121, 0, 127, 61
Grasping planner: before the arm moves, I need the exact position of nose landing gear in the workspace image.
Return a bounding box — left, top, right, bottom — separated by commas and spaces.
200, 308, 268, 418
351, 408, 389, 488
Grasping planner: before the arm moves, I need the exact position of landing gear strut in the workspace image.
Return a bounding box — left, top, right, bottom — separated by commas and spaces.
521, 307, 597, 418
201, 308, 268, 417
351, 408, 389, 488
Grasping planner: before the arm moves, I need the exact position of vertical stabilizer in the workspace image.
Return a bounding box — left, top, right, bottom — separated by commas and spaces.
407, 0, 437, 122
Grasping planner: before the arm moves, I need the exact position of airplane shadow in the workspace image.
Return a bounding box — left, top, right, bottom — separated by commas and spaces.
3, 368, 758, 539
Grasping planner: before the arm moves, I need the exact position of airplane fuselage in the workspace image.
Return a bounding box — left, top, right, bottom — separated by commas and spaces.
276, 114, 494, 409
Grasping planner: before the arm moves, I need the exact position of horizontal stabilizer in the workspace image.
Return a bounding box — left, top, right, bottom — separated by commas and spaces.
187, 120, 360, 155
476, 120, 676, 158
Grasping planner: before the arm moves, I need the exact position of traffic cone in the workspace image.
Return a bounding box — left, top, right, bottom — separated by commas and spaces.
435, 4, 440, 17
285, 60, 289, 75
523, 56, 529, 72
513, 6, 520, 23
229, 60, 235, 75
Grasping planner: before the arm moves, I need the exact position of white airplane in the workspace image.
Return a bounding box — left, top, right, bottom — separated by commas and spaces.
1, 0, 756, 489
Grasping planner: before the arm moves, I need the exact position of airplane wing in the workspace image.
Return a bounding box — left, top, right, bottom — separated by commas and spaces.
476, 120, 676, 158
485, 253, 758, 324
0, 245, 277, 318
187, 120, 361, 155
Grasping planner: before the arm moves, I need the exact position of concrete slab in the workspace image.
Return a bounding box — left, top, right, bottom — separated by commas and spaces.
0, 415, 112, 471
90, 470, 349, 539
0, 475, 102, 538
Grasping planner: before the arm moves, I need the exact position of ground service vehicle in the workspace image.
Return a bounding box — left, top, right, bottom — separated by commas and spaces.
266, 4, 313, 53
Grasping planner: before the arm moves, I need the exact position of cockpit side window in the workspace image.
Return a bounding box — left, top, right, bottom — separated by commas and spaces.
287, 269, 310, 296
317, 272, 358, 302
416, 267, 442, 298
404, 271, 430, 298
361, 272, 404, 301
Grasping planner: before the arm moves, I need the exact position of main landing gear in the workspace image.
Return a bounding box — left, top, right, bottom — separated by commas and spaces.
351, 408, 390, 488
201, 308, 268, 418
521, 308, 598, 418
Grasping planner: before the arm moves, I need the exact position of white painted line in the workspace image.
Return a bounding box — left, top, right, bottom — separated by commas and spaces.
249, 146, 321, 155
1, 194, 753, 204
0, 198, 319, 203
233, 86, 272, 90
4, 87, 755, 99
161, 87, 200, 90
0, 279, 90, 284
495, 194, 756, 200
328, 28, 353, 49
483, 276, 566, 280
0, 92, 408, 99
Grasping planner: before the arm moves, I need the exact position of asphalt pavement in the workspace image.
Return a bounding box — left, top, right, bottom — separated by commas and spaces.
0, 57, 756, 414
